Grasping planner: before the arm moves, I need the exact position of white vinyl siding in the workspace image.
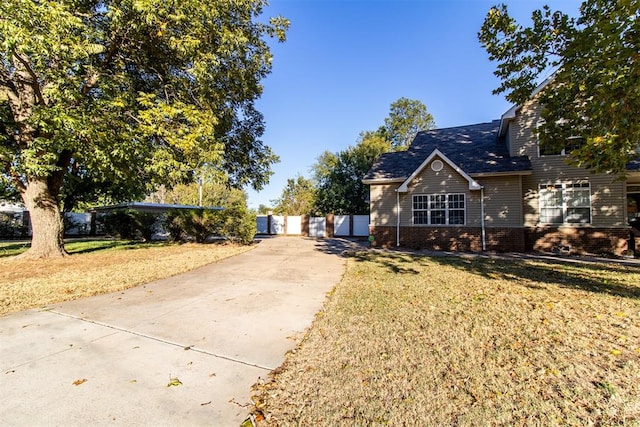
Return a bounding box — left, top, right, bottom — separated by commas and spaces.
413, 194, 465, 225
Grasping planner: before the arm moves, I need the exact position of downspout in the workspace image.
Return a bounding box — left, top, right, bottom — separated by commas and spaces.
480, 187, 486, 251
396, 189, 400, 247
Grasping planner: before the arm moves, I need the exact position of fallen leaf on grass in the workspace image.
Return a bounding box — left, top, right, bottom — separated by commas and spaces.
167, 377, 182, 387
73, 379, 88, 386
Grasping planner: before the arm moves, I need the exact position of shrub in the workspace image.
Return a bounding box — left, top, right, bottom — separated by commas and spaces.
0, 212, 27, 238
102, 209, 159, 241
137, 212, 159, 241
220, 206, 256, 244
164, 209, 220, 243
184, 209, 222, 243
165, 208, 256, 244
164, 210, 187, 242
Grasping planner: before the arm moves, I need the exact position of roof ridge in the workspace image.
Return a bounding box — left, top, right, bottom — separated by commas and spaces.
418, 120, 500, 134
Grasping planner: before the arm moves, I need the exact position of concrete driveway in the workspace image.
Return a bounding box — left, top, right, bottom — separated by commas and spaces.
0, 237, 357, 426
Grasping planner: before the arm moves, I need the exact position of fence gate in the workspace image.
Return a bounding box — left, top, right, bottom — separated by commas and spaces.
256, 215, 269, 234
352, 215, 370, 236
286, 216, 302, 235
333, 215, 349, 236
308, 216, 326, 237
270, 215, 285, 234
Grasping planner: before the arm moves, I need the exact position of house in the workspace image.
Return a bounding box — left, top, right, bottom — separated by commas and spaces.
0, 201, 28, 238
363, 89, 640, 256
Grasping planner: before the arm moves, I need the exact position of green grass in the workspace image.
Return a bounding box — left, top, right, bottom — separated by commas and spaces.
0, 239, 170, 258
0, 241, 31, 257
252, 252, 640, 426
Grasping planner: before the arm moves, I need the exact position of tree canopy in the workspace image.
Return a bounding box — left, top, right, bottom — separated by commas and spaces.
382, 97, 435, 150
478, 0, 640, 175
271, 175, 316, 215
0, 0, 288, 257
313, 131, 391, 215
147, 181, 248, 211
310, 98, 434, 215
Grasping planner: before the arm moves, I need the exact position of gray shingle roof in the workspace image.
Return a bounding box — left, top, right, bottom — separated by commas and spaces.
363, 120, 532, 181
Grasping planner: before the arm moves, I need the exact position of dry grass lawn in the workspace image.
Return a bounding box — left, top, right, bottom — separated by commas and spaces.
0, 240, 253, 316
251, 252, 640, 426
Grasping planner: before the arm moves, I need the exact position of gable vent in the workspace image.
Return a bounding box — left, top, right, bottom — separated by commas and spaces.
431, 159, 444, 172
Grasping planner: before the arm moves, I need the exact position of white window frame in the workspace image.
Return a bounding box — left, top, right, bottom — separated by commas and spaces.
537, 120, 585, 157
538, 182, 591, 225
412, 193, 465, 226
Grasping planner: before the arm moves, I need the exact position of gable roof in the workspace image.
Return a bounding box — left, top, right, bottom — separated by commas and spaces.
363, 120, 532, 183
397, 149, 482, 192
499, 76, 553, 137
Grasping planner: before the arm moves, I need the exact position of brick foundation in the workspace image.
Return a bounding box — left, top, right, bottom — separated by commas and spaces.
370, 226, 525, 252
525, 227, 630, 256
371, 225, 630, 255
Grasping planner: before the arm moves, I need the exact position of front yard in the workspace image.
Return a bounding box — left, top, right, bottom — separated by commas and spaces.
0, 240, 253, 316
252, 252, 640, 426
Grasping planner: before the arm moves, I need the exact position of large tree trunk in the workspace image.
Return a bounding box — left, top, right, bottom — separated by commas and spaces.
18, 178, 67, 259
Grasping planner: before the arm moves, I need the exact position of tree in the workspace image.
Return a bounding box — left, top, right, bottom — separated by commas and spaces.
383, 97, 435, 150
0, 0, 288, 258
271, 175, 316, 215
478, 0, 640, 175
147, 180, 249, 211
313, 132, 391, 214
257, 204, 272, 215
311, 97, 433, 214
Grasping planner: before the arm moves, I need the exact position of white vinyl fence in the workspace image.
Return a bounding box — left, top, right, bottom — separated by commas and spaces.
334, 215, 369, 237
334, 215, 350, 236
270, 215, 285, 235
256, 214, 369, 238
352, 215, 370, 236
308, 217, 326, 237
286, 216, 302, 235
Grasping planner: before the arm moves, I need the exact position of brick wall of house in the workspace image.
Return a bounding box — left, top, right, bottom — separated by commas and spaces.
370, 226, 525, 252
525, 227, 630, 256
485, 228, 527, 252
371, 225, 629, 255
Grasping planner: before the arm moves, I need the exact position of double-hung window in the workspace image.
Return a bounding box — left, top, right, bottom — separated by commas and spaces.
539, 182, 591, 224
413, 193, 465, 225
537, 119, 585, 156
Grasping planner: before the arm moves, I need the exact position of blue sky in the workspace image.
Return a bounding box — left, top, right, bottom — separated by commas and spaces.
247, 0, 583, 209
